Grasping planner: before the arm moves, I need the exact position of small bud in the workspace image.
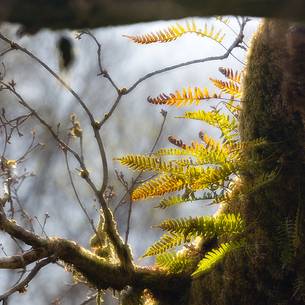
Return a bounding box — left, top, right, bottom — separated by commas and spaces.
119, 88, 128, 95
80, 169, 89, 179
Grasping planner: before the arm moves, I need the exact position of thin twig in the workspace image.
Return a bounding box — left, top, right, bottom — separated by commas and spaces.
0, 257, 54, 301
80, 30, 120, 93
63, 151, 99, 237
124, 110, 167, 244
126, 18, 248, 94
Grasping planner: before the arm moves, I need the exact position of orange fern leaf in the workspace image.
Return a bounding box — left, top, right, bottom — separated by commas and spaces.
147, 87, 221, 107
124, 21, 225, 44
218, 67, 242, 84
209, 78, 241, 97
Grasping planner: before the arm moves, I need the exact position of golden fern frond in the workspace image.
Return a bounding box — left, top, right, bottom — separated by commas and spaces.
218, 67, 243, 84
124, 21, 225, 44
192, 241, 242, 277
158, 214, 244, 238
116, 155, 184, 174
143, 233, 187, 257
147, 87, 221, 107
209, 78, 241, 97
131, 174, 185, 201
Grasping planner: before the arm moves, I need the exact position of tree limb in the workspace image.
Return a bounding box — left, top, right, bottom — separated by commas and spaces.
0, 203, 189, 295
0, 0, 303, 31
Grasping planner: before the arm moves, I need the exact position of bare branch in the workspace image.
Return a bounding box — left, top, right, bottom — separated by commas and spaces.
124, 109, 168, 244
126, 17, 248, 93
0, 256, 54, 301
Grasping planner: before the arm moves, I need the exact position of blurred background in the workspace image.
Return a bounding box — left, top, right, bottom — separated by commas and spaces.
0, 17, 259, 304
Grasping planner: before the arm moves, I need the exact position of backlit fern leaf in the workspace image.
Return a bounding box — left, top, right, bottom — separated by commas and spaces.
147, 87, 221, 107
158, 214, 244, 238
156, 251, 197, 274
209, 78, 241, 97
190, 162, 238, 190
124, 21, 225, 44
131, 174, 185, 201
178, 110, 238, 143
192, 241, 242, 277
116, 155, 183, 174
143, 233, 187, 257
156, 192, 215, 209
218, 67, 243, 84
156, 195, 187, 209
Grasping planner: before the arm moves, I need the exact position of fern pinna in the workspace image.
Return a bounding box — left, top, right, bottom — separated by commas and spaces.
117, 18, 248, 278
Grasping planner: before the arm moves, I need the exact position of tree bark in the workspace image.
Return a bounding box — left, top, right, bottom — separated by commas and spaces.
186, 19, 305, 305
0, 0, 304, 30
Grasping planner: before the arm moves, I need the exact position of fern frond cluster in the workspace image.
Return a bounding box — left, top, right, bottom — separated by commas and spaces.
118, 20, 271, 278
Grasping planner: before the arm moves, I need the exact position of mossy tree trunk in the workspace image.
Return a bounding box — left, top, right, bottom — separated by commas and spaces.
185, 19, 305, 305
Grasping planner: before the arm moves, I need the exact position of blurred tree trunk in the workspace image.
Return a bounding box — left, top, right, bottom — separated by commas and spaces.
0, 0, 304, 30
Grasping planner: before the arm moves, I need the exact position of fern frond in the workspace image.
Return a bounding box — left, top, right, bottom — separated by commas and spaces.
158, 213, 244, 238
215, 16, 230, 25
209, 78, 241, 97
156, 192, 215, 209
124, 21, 225, 44
147, 87, 221, 107
131, 174, 185, 201
156, 251, 196, 274
190, 162, 238, 190
143, 233, 187, 257
156, 195, 187, 209
276, 218, 296, 267
218, 67, 242, 84
192, 241, 242, 277
116, 155, 183, 174
178, 110, 238, 143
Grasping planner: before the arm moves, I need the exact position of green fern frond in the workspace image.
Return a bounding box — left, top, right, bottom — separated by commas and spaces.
124, 21, 225, 44
178, 110, 238, 143
132, 174, 185, 201
147, 87, 221, 107
143, 233, 187, 257
116, 155, 184, 174
276, 218, 296, 267
156, 192, 215, 209
192, 241, 242, 277
158, 213, 244, 238
209, 78, 241, 97
156, 251, 197, 274
156, 195, 188, 209
248, 170, 278, 192
190, 162, 238, 190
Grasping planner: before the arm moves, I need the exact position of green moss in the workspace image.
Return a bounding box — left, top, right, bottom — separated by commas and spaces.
186, 19, 305, 305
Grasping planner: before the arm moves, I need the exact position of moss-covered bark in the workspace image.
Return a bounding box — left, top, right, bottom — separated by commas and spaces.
186, 19, 305, 305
